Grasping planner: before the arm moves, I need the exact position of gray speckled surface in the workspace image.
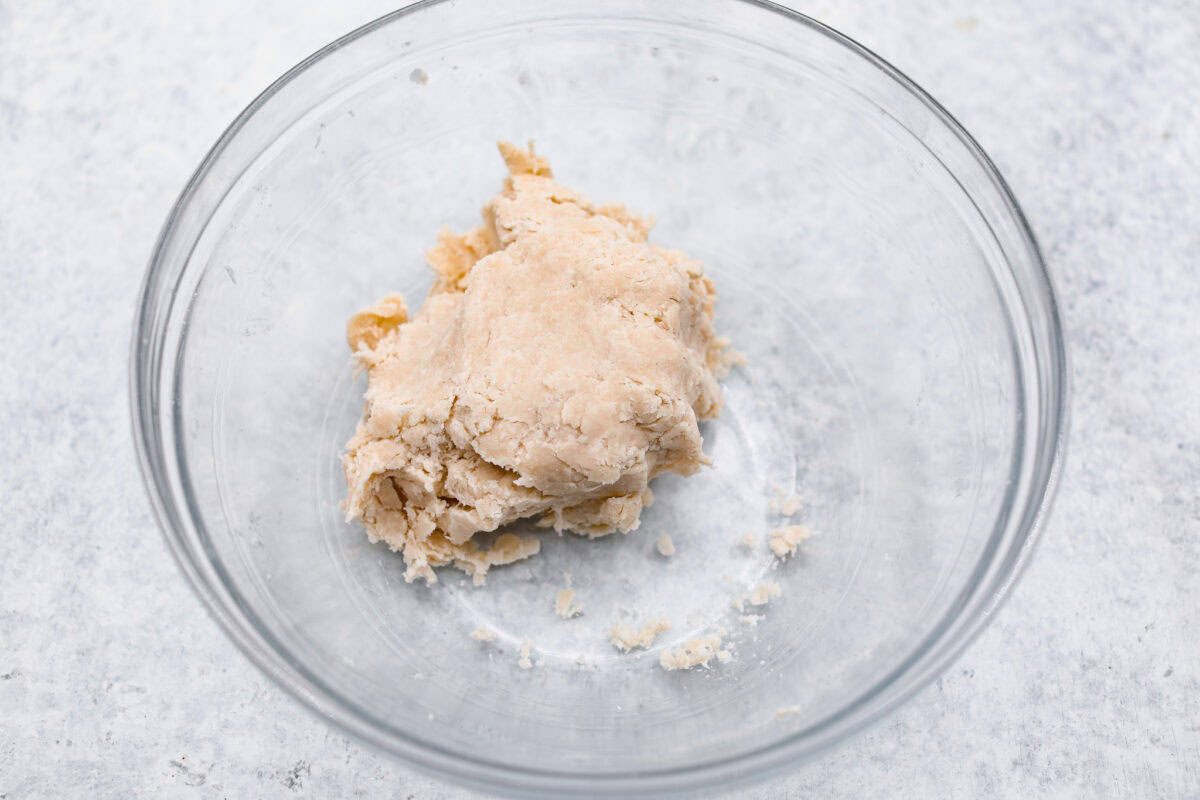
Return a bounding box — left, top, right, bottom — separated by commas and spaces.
1, 1, 1197, 797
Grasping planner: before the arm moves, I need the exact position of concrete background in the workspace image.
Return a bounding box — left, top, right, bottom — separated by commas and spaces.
1, 0, 1197, 797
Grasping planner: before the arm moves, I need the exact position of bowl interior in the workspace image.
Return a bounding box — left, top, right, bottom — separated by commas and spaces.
156, 0, 1038, 786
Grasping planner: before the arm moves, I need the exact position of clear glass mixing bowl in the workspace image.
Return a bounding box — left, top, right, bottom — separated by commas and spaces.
131, 1, 1067, 795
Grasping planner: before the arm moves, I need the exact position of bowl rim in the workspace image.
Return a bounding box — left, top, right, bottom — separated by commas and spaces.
130, 0, 1069, 795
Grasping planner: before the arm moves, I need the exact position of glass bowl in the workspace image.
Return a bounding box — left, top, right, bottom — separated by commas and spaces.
130, 0, 1067, 795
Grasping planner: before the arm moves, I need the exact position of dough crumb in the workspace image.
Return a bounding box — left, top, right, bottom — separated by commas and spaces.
659, 634, 731, 670
342, 141, 732, 584
769, 489, 803, 516
518, 641, 534, 669
775, 705, 804, 720
656, 533, 676, 557
733, 581, 780, 612
750, 581, 781, 605
769, 525, 813, 559
741, 531, 758, 550
469, 627, 496, 642
555, 587, 583, 619
608, 619, 671, 652
346, 293, 409, 353
712, 336, 748, 376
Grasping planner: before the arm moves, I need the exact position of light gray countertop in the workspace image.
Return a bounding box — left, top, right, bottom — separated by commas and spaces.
2, 1, 1197, 797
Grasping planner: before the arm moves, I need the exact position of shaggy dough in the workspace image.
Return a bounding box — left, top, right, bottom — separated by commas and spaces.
343, 142, 730, 584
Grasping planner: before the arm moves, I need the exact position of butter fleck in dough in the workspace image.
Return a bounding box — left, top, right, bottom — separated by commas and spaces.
343, 142, 731, 584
